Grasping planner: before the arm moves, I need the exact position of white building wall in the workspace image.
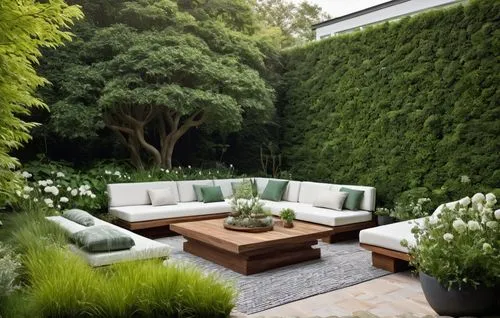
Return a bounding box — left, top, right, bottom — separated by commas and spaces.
315, 0, 460, 40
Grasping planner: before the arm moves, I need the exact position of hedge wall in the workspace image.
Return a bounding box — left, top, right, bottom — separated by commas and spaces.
280, 0, 500, 205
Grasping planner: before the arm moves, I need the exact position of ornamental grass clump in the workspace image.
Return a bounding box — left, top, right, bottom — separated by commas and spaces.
402, 193, 500, 290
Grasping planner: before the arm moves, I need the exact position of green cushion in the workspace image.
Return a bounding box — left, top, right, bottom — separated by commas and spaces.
71, 225, 135, 252
200, 186, 224, 203
192, 185, 206, 202
339, 187, 365, 210
261, 180, 289, 201
62, 209, 95, 227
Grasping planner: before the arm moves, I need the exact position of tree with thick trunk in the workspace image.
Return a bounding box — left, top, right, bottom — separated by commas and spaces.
42, 0, 275, 169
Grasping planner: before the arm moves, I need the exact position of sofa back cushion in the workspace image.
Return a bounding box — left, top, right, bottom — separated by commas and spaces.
299, 182, 376, 211
298, 182, 333, 204
107, 181, 179, 207
254, 178, 301, 202
176, 180, 214, 202
213, 178, 244, 198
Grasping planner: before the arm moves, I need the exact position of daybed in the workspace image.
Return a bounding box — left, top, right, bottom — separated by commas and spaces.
47, 214, 170, 267
359, 201, 458, 272
108, 178, 377, 242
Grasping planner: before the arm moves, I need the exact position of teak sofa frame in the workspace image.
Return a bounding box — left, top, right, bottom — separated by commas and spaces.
360, 243, 410, 272
115, 213, 377, 242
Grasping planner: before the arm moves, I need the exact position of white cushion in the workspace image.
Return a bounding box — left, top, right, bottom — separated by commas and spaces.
213, 178, 244, 198
110, 201, 231, 222
298, 182, 376, 211
108, 181, 179, 207
298, 182, 334, 204
359, 218, 425, 253
176, 180, 214, 202
148, 188, 177, 206
254, 178, 301, 202
260, 200, 372, 227
46, 216, 170, 267
432, 200, 460, 217
313, 189, 348, 211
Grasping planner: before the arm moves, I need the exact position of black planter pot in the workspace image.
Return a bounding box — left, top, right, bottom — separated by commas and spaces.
377, 215, 394, 225
419, 272, 498, 316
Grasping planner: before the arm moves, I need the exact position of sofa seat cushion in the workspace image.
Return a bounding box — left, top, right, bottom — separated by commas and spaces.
109, 201, 232, 222
108, 181, 179, 207
260, 200, 373, 227
359, 218, 425, 253
46, 216, 170, 267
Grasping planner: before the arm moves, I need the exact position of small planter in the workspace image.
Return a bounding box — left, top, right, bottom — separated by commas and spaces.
419, 272, 498, 316
377, 215, 394, 225
283, 221, 293, 228
223, 223, 273, 233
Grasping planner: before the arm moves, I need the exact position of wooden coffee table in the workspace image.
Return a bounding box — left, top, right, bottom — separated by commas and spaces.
170, 219, 333, 275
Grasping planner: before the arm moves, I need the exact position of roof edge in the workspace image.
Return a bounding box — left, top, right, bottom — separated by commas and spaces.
312, 0, 411, 30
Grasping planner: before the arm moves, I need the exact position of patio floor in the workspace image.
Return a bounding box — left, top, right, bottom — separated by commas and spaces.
232, 271, 438, 317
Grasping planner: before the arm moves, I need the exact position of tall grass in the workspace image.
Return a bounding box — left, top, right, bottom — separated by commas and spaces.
2, 209, 236, 317
23, 248, 235, 317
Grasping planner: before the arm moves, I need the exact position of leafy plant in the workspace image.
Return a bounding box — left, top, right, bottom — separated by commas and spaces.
402, 193, 500, 289
0, 243, 21, 303
377, 197, 433, 221
0, 0, 82, 205
279, 0, 500, 205
279, 208, 296, 223
226, 196, 273, 228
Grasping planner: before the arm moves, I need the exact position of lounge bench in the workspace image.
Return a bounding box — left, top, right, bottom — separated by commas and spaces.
108, 178, 377, 242
359, 201, 458, 272
46, 215, 170, 267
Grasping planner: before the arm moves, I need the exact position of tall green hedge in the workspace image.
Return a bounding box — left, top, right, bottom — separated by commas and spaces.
280, 1, 500, 205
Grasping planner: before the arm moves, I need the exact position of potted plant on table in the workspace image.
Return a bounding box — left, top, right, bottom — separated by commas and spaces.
224, 180, 273, 232
279, 208, 296, 228
402, 193, 500, 316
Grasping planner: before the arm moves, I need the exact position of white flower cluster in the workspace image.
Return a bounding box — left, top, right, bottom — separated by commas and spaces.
445, 192, 499, 239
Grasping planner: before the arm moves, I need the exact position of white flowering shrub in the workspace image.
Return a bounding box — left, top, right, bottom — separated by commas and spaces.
11, 161, 235, 214
376, 197, 433, 221
0, 243, 21, 300
403, 193, 500, 289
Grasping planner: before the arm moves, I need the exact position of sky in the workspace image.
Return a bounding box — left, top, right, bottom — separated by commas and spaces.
290, 0, 389, 19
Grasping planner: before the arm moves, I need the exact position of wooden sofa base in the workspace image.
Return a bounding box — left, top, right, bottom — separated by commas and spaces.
114, 213, 229, 238
322, 219, 377, 243
360, 243, 410, 272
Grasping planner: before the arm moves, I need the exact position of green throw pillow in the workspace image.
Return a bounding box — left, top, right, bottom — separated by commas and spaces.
62, 209, 95, 227
193, 184, 208, 202
339, 187, 364, 210
71, 225, 135, 252
201, 186, 224, 203
261, 180, 289, 201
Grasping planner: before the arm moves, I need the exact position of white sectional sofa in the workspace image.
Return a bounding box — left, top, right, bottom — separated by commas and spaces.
359, 201, 458, 272
46, 215, 170, 267
108, 178, 377, 242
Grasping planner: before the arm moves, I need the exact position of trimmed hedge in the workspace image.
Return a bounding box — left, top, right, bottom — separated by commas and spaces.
279, 1, 500, 205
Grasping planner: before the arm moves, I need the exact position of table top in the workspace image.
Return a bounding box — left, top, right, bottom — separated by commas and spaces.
170, 218, 333, 254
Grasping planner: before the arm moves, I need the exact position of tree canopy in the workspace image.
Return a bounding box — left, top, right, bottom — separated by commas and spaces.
40, 0, 277, 169
253, 0, 330, 47
0, 0, 82, 201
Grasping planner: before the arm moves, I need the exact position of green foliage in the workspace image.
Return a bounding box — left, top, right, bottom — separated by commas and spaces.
0, 0, 82, 204
402, 193, 500, 289
279, 1, 500, 205
22, 249, 234, 317
253, 0, 330, 47
14, 159, 236, 214
376, 197, 433, 221
38, 0, 276, 169
1, 202, 235, 317
279, 208, 295, 222
0, 243, 21, 306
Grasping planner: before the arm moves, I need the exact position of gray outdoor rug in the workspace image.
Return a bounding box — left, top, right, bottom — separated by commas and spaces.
155, 236, 389, 315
